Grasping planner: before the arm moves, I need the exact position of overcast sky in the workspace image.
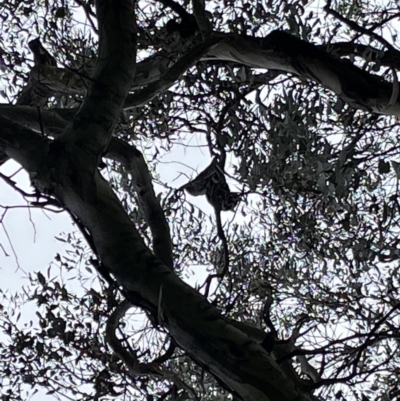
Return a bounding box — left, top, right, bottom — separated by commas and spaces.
0, 160, 74, 292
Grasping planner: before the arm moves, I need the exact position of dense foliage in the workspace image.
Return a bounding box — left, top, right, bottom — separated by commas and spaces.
1, 0, 400, 400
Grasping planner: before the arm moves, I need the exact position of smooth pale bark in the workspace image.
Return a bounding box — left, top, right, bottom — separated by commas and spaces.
203, 31, 400, 116
16, 30, 400, 116
6, 4, 389, 400
0, 108, 318, 401
56, 160, 317, 401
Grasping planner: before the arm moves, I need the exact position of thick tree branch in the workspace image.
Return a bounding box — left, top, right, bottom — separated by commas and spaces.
191, 0, 212, 37
6, 2, 391, 399
0, 105, 76, 136
18, 28, 400, 117
0, 105, 173, 271
323, 42, 400, 71
59, 0, 137, 154
4, 44, 319, 401
203, 31, 400, 116
49, 164, 317, 401
0, 115, 49, 173
106, 139, 173, 270
124, 36, 221, 108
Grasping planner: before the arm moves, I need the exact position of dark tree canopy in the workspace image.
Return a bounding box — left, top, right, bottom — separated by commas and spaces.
1, 0, 400, 400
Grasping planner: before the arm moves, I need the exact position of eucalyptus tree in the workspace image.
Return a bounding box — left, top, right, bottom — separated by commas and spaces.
1, 0, 400, 400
